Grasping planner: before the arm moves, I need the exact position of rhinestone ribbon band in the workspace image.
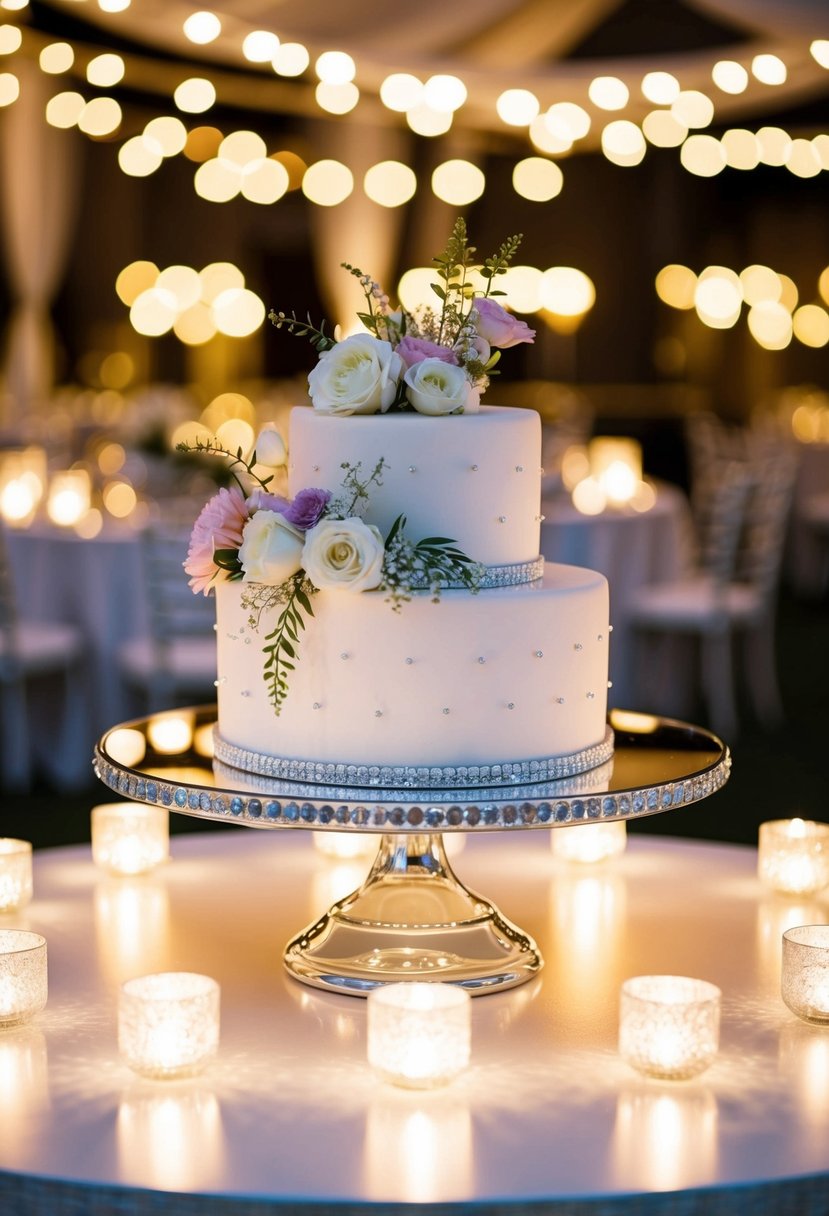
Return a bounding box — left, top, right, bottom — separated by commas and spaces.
409, 555, 545, 591
212, 724, 615, 791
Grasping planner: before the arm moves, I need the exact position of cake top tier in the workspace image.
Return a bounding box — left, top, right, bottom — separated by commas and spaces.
288, 405, 542, 567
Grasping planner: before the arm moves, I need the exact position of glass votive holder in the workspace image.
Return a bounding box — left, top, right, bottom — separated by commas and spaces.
758, 819, 829, 896
0, 839, 33, 912
367, 982, 471, 1089
619, 975, 721, 1080
119, 972, 220, 1079
782, 926, 829, 1024
92, 804, 169, 877
552, 821, 627, 864
0, 931, 47, 1027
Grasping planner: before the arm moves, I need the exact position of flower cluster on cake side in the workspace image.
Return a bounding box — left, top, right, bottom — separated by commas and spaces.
180, 218, 535, 714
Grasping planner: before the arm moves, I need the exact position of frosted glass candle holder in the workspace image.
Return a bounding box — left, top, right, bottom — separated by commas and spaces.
0, 931, 47, 1027
367, 982, 471, 1089
552, 821, 627, 864
758, 819, 829, 896
92, 804, 169, 876
0, 839, 33, 912
619, 975, 721, 1080
119, 972, 220, 1079
782, 926, 829, 1024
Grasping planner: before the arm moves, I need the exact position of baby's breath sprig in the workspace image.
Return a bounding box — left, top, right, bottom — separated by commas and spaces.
381, 514, 485, 612
327, 458, 386, 519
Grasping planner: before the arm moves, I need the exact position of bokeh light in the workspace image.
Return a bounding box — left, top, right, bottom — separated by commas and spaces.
752, 54, 787, 85
423, 74, 466, 112
174, 78, 216, 114
680, 134, 725, 176
116, 260, 159, 306
588, 76, 629, 110
0, 25, 22, 54
642, 110, 687, 147
671, 90, 714, 128
740, 265, 782, 306
243, 30, 279, 63
118, 136, 163, 177
786, 139, 821, 178
87, 53, 124, 87
363, 160, 417, 207
0, 70, 18, 106
315, 51, 355, 84
757, 126, 792, 166
183, 11, 221, 44
183, 126, 223, 162
601, 120, 646, 166
431, 159, 485, 205
499, 266, 543, 314
711, 60, 748, 94
302, 159, 353, 205
380, 73, 422, 112
78, 97, 122, 137
721, 128, 760, 170
315, 81, 359, 115
496, 89, 539, 126
748, 301, 792, 349
45, 90, 85, 128
143, 116, 187, 157
641, 71, 679, 104
793, 304, 829, 348
539, 267, 595, 317
272, 43, 309, 77
405, 103, 452, 137
512, 157, 563, 201
39, 42, 73, 73
655, 264, 697, 309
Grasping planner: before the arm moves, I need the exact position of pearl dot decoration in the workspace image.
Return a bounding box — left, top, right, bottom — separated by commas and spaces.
619, 975, 721, 1080
0, 931, 47, 1027
118, 972, 220, 1079
367, 982, 471, 1088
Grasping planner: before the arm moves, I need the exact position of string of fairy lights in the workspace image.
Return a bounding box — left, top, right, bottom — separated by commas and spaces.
0, 1, 828, 350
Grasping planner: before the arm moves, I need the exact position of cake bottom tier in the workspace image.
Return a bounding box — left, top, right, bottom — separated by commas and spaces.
215, 563, 610, 784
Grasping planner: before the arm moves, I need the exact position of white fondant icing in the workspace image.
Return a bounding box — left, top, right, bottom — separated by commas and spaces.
288, 405, 541, 566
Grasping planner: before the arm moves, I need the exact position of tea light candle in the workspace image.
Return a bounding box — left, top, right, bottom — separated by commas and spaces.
552, 821, 627, 864
119, 972, 220, 1079
0, 839, 33, 912
782, 926, 829, 1024
367, 982, 471, 1089
619, 975, 721, 1080
92, 804, 169, 876
0, 932, 47, 1026
758, 819, 829, 896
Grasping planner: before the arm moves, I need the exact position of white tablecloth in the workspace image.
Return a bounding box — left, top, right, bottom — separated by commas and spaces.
1, 830, 828, 1214
540, 484, 694, 707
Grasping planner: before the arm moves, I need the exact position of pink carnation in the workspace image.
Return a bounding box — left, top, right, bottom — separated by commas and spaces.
396, 336, 459, 369
474, 297, 535, 348
184, 485, 249, 595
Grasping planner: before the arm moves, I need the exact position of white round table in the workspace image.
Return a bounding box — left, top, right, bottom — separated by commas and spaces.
2, 829, 828, 1214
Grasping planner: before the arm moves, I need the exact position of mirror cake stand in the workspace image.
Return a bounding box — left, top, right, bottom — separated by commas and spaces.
94, 707, 730, 997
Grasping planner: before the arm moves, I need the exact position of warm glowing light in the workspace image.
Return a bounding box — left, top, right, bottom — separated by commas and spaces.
721, 128, 759, 170
87, 53, 124, 87
711, 60, 748, 94
740, 264, 781, 305
694, 267, 742, 328
98, 0, 131, 10
143, 116, 187, 157
367, 983, 470, 1088
200, 262, 244, 303
45, 90, 85, 128
0, 932, 47, 1027
589, 76, 629, 110
642, 110, 687, 148
512, 157, 563, 202
397, 267, 434, 313
103, 479, 137, 518
601, 120, 645, 166
39, 41, 73, 73
423, 74, 466, 112
78, 97, 122, 136
380, 73, 422, 111
793, 304, 829, 348
748, 301, 792, 350
272, 149, 306, 189
778, 275, 799, 312
552, 821, 627, 863
656, 264, 697, 309
0, 25, 22, 54
540, 266, 595, 317
174, 302, 217, 345
242, 30, 279, 63
219, 130, 266, 166
194, 158, 240, 202
118, 136, 163, 177
671, 90, 714, 128
572, 478, 606, 515
47, 469, 91, 526
758, 819, 829, 895
757, 126, 792, 166
130, 288, 178, 336
119, 972, 220, 1079
241, 157, 289, 204
406, 104, 452, 137
174, 78, 216, 114
0, 70, 17, 105
116, 260, 158, 306
811, 40, 829, 69
97, 441, 126, 476
147, 713, 194, 755
752, 54, 787, 85
529, 112, 572, 155
819, 267, 829, 306
499, 265, 543, 314
782, 927, 829, 1024
302, 159, 353, 205
561, 445, 590, 492
0, 0, 28, 9
431, 159, 484, 205
314, 832, 377, 860
92, 804, 168, 876
496, 88, 539, 126
786, 138, 821, 178
0, 840, 32, 913
549, 101, 591, 139
272, 42, 308, 77
589, 437, 643, 506
813, 135, 829, 170
641, 71, 679, 104
183, 11, 221, 44
364, 160, 417, 207
619, 975, 721, 1080
315, 81, 359, 115
315, 50, 355, 84
212, 288, 265, 337
680, 134, 725, 176
183, 125, 222, 162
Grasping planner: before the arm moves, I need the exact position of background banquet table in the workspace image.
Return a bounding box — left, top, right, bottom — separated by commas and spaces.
1, 827, 828, 1214
540, 483, 694, 708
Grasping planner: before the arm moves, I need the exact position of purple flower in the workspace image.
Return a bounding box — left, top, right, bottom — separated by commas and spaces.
396, 336, 459, 369
247, 488, 291, 514
474, 296, 535, 348
280, 487, 332, 530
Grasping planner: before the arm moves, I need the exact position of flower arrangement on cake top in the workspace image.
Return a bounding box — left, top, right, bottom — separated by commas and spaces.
180, 219, 534, 714
269, 215, 534, 416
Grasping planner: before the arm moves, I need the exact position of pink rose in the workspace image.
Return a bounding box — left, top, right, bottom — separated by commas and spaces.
396, 336, 459, 369
474, 297, 535, 348
184, 485, 249, 595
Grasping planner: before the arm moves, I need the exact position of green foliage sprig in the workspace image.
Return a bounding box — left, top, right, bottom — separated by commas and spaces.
175, 436, 273, 494
381, 514, 485, 611
267, 309, 336, 352
244, 575, 316, 716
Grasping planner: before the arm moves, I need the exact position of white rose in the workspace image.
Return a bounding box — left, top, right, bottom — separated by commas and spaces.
307, 333, 403, 416
302, 517, 385, 592
238, 510, 304, 584
403, 357, 479, 415
254, 423, 287, 467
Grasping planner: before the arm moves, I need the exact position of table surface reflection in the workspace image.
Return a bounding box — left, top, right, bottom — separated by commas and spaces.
2, 831, 829, 1215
